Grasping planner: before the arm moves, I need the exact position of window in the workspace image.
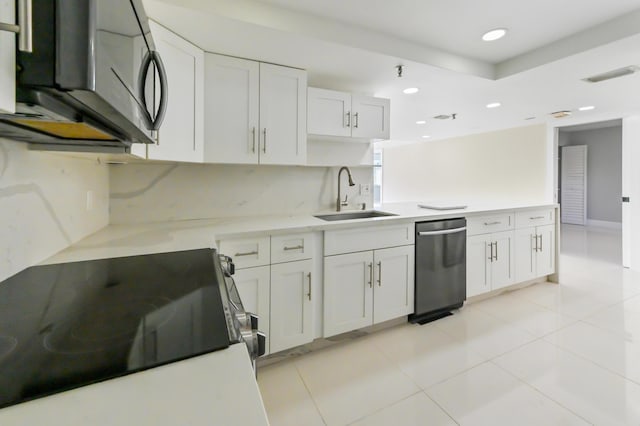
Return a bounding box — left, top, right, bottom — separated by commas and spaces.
373, 147, 382, 207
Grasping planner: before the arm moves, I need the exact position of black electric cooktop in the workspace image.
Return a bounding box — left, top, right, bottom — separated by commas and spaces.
0, 249, 231, 409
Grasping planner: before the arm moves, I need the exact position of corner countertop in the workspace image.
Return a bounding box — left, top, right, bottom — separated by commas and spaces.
42, 201, 558, 265
0, 344, 269, 426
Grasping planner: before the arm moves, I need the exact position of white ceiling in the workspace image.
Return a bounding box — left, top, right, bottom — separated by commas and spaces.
146, 0, 640, 144
254, 0, 640, 63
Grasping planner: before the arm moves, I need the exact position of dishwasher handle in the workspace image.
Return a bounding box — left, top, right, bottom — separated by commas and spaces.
417, 226, 466, 236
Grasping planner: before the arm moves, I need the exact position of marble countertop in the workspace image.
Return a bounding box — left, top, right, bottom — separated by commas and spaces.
0, 343, 269, 426
42, 201, 558, 265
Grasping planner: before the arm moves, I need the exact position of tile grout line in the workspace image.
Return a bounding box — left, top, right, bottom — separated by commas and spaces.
292, 361, 328, 426
487, 358, 594, 425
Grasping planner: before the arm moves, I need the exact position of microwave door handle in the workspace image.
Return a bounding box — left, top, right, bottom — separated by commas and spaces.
150, 51, 168, 130
137, 51, 155, 130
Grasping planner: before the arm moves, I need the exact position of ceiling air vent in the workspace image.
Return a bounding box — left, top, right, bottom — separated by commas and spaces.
583, 66, 639, 83
550, 110, 572, 119
433, 113, 457, 120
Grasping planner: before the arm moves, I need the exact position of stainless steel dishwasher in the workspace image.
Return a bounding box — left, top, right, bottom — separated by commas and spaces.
409, 218, 466, 324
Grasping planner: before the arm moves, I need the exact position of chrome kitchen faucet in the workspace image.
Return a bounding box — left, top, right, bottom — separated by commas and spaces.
336, 166, 356, 212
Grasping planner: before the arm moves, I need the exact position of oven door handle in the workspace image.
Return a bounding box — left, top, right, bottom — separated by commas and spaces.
418, 226, 466, 236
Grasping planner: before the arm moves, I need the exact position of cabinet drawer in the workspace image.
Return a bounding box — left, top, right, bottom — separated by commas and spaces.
466, 213, 514, 236
515, 208, 555, 228
324, 223, 414, 256
271, 233, 314, 263
219, 236, 270, 269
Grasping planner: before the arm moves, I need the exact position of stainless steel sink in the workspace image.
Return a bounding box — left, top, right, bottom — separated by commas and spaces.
314, 211, 398, 221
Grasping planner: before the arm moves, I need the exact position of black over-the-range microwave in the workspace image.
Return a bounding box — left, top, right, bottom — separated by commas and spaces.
0, 0, 167, 152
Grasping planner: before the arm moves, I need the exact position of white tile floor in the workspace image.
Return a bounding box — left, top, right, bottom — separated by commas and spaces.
258, 225, 640, 425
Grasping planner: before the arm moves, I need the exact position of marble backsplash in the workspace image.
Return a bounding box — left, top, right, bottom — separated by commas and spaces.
109, 163, 374, 224
0, 139, 110, 282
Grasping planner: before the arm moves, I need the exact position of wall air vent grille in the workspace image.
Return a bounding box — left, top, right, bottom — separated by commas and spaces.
583, 66, 639, 83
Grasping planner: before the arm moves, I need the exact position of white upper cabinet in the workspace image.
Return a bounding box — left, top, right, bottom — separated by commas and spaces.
204, 54, 307, 165
132, 22, 204, 162
307, 88, 390, 140
350, 95, 390, 140
258, 63, 307, 165
307, 88, 352, 137
204, 54, 259, 164
0, 0, 15, 113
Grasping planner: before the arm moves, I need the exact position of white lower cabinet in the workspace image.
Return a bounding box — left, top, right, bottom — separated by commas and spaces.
515, 224, 556, 282
270, 259, 314, 353
373, 246, 414, 324
324, 251, 373, 337
233, 266, 271, 355
466, 230, 515, 297
323, 245, 414, 337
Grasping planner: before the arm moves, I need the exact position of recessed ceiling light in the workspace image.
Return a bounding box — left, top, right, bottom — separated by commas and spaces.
422, 135, 431, 139
416, 120, 426, 124
486, 102, 501, 108
482, 28, 507, 41
579, 105, 595, 111
403, 87, 419, 94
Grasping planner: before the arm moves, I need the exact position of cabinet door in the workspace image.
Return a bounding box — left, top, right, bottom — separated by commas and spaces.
373, 245, 414, 324
307, 88, 351, 137
233, 266, 271, 355
466, 235, 491, 297
0, 0, 15, 113
323, 251, 373, 337
147, 22, 204, 162
491, 230, 515, 290
514, 227, 536, 283
536, 224, 556, 277
270, 259, 313, 353
204, 53, 259, 164
259, 63, 307, 165
351, 95, 390, 140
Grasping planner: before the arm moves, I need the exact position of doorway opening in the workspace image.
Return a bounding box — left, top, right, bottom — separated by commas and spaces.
556, 119, 623, 264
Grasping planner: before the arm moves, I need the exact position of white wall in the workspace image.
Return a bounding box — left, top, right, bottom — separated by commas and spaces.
109, 163, 373, 224
0, 139, 110, 282
382, 124, 548, 204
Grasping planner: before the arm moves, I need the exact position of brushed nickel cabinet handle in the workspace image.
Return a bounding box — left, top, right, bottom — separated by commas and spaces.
488, 242, 494, 262
1, 0, 33, 52
530, 216, 545, 220
494, 241, 498, 261
484, 221, 501, 226
235, 250, 258, 257
533, 234, 538, 252
345, 111, 351, 128
354, 112, 359, 128
377, 261, 382, 286
368, 263, 373, 288
262, 128, 267, 153
538, 234, 543, 252
283, 245, 304, 251
251, 127, 256, 153
307, 272, 312, 301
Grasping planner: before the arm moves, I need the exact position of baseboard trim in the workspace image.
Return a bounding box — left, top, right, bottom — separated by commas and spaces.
586, 219, 622, 229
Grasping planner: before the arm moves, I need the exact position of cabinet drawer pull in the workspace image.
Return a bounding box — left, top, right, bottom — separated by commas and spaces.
530, 216, 545, 220
354, 112, 359, 128
234, 250, 259, 257
483, 221, 501, 226
494, 241, 498, 261
377, 262, 382, 286
533, 234, 539, 252
368, 263, 373, 288
283, 245, 304, 251
307, 272, 312, 301
345, 111, 351, 128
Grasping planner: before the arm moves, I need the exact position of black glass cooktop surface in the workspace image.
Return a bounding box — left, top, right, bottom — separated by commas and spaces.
0, 249, 230, 409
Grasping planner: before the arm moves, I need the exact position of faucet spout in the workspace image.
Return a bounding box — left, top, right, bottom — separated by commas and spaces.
337, 166, 356, 212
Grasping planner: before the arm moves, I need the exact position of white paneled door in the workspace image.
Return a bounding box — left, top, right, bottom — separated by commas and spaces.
561, 145, 588, 225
